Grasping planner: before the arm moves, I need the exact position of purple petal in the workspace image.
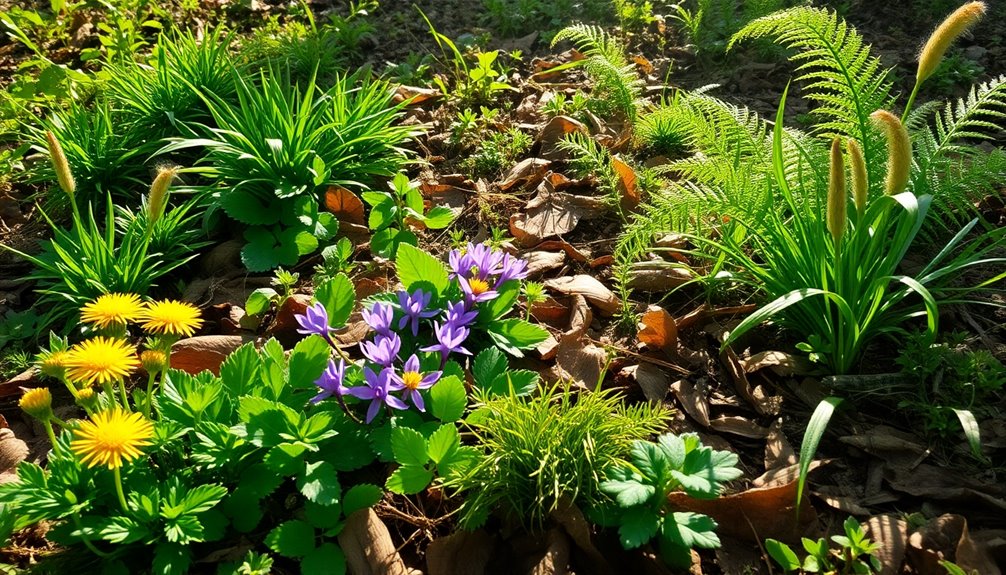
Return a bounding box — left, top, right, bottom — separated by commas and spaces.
346, 386, 377, 400
310, 390, 332, 404
419, 371, 441, 387
404, 354, 420, 372
412, 391, 426, 412
365, 400, 381, 423
386, 395, 409, 410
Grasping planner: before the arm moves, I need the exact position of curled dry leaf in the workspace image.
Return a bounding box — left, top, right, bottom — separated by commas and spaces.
622, 363, 670, 402
667, 477, 817, 543
525, 250, 566, 278
393, 85, 440, 105
554, 336, 607, 391
611, 156, 640, 212
567, 294, 592, 339
625, 262, 695, 292
1, 367, 38, 397
543, 275, 620, 316
669, 379, 711, 427
499, 158, 551, 191
535, 239, 591, 262
269, 293, 312, 340
764, 419, 796, 471
637, 305, 677, 356
536, 115, 588, 160
550, 498, 614, 574
531, 296, 573, 326
709, 416, 770, 439
338, 509, 411, 575
865, 515, 909, 575
510, 173, 608, 246
752, 460, 825, 488
324, 185, 366, 226
721, 348, 781, 416
0, 428, 28, 473
170, 335, 248, 376
741, 350, 814, 376
536, 332, 560, 360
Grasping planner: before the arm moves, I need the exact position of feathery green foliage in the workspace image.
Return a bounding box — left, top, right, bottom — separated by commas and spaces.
448, 383, 668, 529
551, 24, 644, 124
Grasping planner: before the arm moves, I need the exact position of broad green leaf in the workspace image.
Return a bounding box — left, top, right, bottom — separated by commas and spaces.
487, 369, 539, 397
302, 543, 346, 575
664, 512, 720, 549
152, 543, 192, 575
480, 280, 520, 321
289, 336, 330, 389
630, 441, 671, 485
297, 461, 341, 506
305, 501, 342, 530
221, 190, 280, 225
429, 376, 467, 422
952, 408, 984, 460
315, 273, 356, 328
486, 318, 549, 356
797, 397, 842, 516
766, 539, 801, 572
600, 476, 655, 508
368, 199, 397, 231
472, 347, 507, 390
178, 485, 228, 515
390, 427, 428, 466
385, 465, 434, 495
342, 484, 383, 516
245, 288, 277, 316
423, 206, 455, 229
426, 424, 460, 464
265, 520, 316, 558
617, 506, 661, 549
396, 243, 449, 294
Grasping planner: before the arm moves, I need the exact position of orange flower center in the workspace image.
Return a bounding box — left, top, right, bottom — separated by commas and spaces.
468, 278, 490, 295
402, 371, 423, 390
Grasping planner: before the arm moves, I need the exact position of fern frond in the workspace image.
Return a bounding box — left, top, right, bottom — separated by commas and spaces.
730, 7, 894, 187
551, 24, 645, 123
928, 74, 1006, 156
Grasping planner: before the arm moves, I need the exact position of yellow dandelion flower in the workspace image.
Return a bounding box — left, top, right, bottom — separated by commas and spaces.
65, 337, 139, 387
140, 300, 203, 338
19, 388, 53, 421
70, 409, 154, 470
38, 350, 70, 379
80, 293, 146, 330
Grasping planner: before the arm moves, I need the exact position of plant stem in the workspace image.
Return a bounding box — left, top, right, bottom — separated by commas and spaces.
902, 81, 922, 124
117, 379, 130, 411
143, 373, 157, 419
113, 467, 128, 513
42, 420, 58, 453
72, 512, 109, 558
102, 381, 118, 408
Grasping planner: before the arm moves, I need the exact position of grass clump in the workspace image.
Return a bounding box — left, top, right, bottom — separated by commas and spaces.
448, 383, 669, 529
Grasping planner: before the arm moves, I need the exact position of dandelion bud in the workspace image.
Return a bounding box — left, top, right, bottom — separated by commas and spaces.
917, 2, 986, 84
870, 110, 912, 195
19, 388, 54, 422
38, 350, 69, 380
140, 350, 167, 374
847, 139, 868, 216
827, 138, 847, 244
45, 131, 75, 200
75, 387, 99, 411
148, 166, 177, 226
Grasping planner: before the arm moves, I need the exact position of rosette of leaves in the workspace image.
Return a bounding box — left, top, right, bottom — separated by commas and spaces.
596, 432, 742, 569
158, 67, 419, 271
364, 173, 455, 258
0, 274, 384, 574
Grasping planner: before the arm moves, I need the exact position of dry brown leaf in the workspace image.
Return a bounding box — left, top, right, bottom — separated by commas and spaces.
499, 158, 551, 191
865, 515, 909, 575
550, 498, 614, 574
722, 347, 781, 416
0, 428, 28, 474
567, 294, 592, 339
536, 333, 560, 360
764, 419, 796, 471
393, 85, 440, 104
531, 296, 572, 326
669, 379, 711, 427
908, 514, 966, 575
709, 416, 770, 439
957, 524, 1006, 575
638, 305, 678, 356
611, 156, 640, 212
631, 54, 654, 74
555, 336, 607, 391
675, 303, 759, 331
623, 363, 671, 402
667, 478, 817, 543
530, 529, 571, 575
885, 464, 1006, 514
338, 509, 411, 575
510, 175, 608, 246
426, 529, 494, 575
534, 239, 590, 262
170, 335, 247, 376
752, 461, 825, 488
544, 275, 620, 316
625, 263, 695, 292
269, 293, 313, 344
741, 350, 815, 376
324, 185, 366, 225
537, 116, 588, 160
0, 368, 37, 397
525, 250, 566, 278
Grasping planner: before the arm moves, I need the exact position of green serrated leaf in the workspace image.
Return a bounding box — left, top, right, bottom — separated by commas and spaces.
342, 484, 383, 516
664, 512, 720, 549
221, 190, 280, 225
297, 461, 341, 506
289, 336, 330, 389
429, 376, 467, 422
472, 347, 508, 389
396, 243, 449, 295
315, 273, 356, 328
487, 369, 539, 397
390, 427, 428, 466
245, 288, 277, 316
265, 520, 316, 558
423, 206, 455, 229
766, 539, 801, 572
618, 506, 661, 549
302, 542, 346, 575
486, 318, 549, 356
385, 465, 434, 495
426, 424, 460, 464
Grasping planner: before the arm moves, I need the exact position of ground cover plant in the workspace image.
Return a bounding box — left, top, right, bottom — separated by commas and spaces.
0, 0, 1004, 573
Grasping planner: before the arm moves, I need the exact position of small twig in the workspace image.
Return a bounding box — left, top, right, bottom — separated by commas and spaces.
589, 338, 690, 375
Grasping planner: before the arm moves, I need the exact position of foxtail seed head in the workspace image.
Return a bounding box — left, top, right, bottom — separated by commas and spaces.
917, 2, 987, 84
870, 110, 912, 195
45, 131, 75, 200
827, 138, 847, 243
847, 139, 868, 215
148, 166, 177, 226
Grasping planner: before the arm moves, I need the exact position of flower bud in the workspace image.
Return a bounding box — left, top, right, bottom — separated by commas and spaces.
847, 139, 868, 216
870, 110, 912, 196
148, 166, 177, 226
38, 350, 69, 380
75, 387, 99, 412
140, 350, 167, 374
19, 388, 54, 422
917, 2, 987, 84
45, 131, 75, 200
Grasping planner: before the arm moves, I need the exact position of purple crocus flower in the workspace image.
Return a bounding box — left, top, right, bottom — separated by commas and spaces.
458, 274, 499, 304
465, 242, 504, 278
361, 333, 401, 367
389, 354, 441, 411
346, 366, 408, 423
362, 301, 395, 337
295, 302, 332, 337
311, 358, 347, 404
443, 299, 478, 328
396, 290, 438, 336
497, 253, 529, 285
421, 321, 471, 359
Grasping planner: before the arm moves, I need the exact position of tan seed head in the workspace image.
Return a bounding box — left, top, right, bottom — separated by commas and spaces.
827, 138, 847, 244
870, 110, 912, 195
45, 131, 75, 200
847, 139, 868, 215
917, 2, 987, 83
